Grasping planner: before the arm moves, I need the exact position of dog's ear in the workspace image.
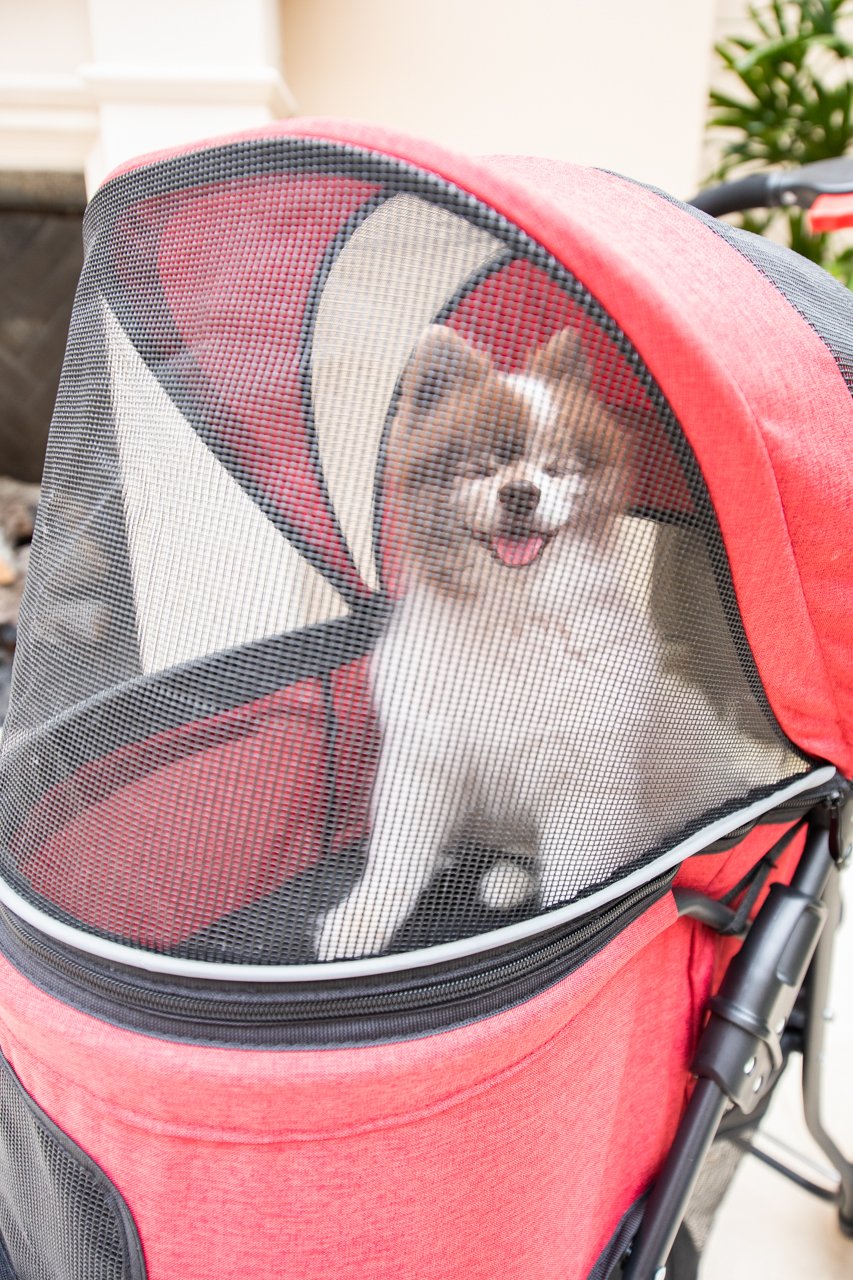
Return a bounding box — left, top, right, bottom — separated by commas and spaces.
529, 327, 592, 387
399, 326, 490, 422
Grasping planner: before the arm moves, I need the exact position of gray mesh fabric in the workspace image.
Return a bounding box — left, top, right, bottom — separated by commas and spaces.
0, 138, 812, 968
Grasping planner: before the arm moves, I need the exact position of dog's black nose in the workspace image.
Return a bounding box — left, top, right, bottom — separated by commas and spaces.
499, 481, 540, 519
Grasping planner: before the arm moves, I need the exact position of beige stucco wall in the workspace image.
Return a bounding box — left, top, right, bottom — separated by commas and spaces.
0, 0, 92, 76
0, 0, 749, 197
279, 0, 719, 198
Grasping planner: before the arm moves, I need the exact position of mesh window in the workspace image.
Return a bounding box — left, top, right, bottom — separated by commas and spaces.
0, 1050, 145, 1279
0, 139, 811, 968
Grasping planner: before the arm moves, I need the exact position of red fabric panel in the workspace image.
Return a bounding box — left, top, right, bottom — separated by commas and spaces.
112, 173, 380, 598
16, 683, 330, 946
0, 896, 684, 1280
0, 821, 808, 1278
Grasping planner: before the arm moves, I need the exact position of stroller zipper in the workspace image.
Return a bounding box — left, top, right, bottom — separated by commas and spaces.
0, 875, 674, 1047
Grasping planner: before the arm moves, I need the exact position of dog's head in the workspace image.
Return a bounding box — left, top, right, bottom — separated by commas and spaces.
386, 325, 633, 594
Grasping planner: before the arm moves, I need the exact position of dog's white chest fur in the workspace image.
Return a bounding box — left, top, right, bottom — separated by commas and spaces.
374, 545, 656, 824
315, 539, 661, 961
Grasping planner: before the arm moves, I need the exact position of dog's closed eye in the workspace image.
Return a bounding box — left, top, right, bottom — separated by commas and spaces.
406, 444, 469, 488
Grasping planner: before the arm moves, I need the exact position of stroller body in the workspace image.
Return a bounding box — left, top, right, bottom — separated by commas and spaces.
0, 119, 850, 1278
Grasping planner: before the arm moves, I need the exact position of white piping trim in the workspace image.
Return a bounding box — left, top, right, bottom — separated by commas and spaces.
0, 766, 835, 982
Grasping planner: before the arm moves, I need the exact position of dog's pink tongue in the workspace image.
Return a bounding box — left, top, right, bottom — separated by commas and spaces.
491, 535, 545, 567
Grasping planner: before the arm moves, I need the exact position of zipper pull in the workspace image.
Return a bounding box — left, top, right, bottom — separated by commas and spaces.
823, 779, 852, 868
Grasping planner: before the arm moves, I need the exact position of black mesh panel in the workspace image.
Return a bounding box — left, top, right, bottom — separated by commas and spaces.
0, 1051, 145, 1279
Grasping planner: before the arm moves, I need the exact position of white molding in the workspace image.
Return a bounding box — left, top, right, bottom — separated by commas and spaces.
78, 61, 296, 115
0, 74, 93, 110
0, 75, 95, 172
0, 59, 295, 182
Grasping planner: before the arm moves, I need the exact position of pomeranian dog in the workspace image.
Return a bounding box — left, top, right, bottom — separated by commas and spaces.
315, 324, 667, 961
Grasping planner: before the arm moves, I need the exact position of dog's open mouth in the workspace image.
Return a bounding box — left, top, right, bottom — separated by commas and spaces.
487, 532, 549, 568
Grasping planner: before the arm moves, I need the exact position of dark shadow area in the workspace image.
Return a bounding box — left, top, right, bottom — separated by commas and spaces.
0, 171, 85, 481
0, 171, 85, 716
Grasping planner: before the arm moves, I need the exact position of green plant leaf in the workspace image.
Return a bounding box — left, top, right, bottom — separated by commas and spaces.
770, 0, 790, 37
705, 0, 853, 288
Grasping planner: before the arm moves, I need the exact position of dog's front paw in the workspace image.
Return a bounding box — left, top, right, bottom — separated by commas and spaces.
314, 895, 386, 962
478, 860, 537, 911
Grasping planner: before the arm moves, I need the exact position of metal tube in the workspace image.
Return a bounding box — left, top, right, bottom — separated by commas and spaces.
622, 1079, 729, 1279
687, 174, 774, 217
800, 862, 853, 1233
789, 824, 834, 901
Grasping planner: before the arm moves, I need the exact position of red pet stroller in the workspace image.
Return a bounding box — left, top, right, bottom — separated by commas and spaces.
0, 119, 850, 1279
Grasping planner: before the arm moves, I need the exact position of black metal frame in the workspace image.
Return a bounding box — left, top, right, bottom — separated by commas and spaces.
621, 789, 853, 1279
613, 161, 853, 1280
800, 844, 853, 1232
688, 155, 853, 217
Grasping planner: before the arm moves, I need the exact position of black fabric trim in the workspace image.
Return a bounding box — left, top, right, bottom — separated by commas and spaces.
0, 876, 673, 1047
586, 1199, 701, 1280
0, 1047, 146, 1279
587, 1195, 648, 1280
629, 505, 702, 527
319, 671, 341, 867
0, 1236, 16, 1280
0, 597, 390, 840
371, 372, 398, 594
431, 246, 518, 324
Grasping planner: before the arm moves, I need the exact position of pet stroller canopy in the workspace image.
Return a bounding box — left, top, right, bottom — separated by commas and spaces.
0, 119, 849, 978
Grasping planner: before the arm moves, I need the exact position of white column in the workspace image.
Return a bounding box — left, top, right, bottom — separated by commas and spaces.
0, 1, 295, 193
82, 0, 294, 193
0, 0, 96, 175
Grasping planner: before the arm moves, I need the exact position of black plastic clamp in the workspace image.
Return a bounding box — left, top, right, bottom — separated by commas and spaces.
692, 881, 828, 1113
623, 824, 836, 1279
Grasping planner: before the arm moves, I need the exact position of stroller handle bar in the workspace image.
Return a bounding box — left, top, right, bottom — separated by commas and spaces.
688, 155, 853, 231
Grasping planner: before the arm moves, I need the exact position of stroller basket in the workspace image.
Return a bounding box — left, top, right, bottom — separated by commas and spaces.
0, 120, 850, 1279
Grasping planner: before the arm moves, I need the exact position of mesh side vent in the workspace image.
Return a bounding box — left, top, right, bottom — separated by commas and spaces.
0, 1050, 145, 1280
682, 1128, 755, 1253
